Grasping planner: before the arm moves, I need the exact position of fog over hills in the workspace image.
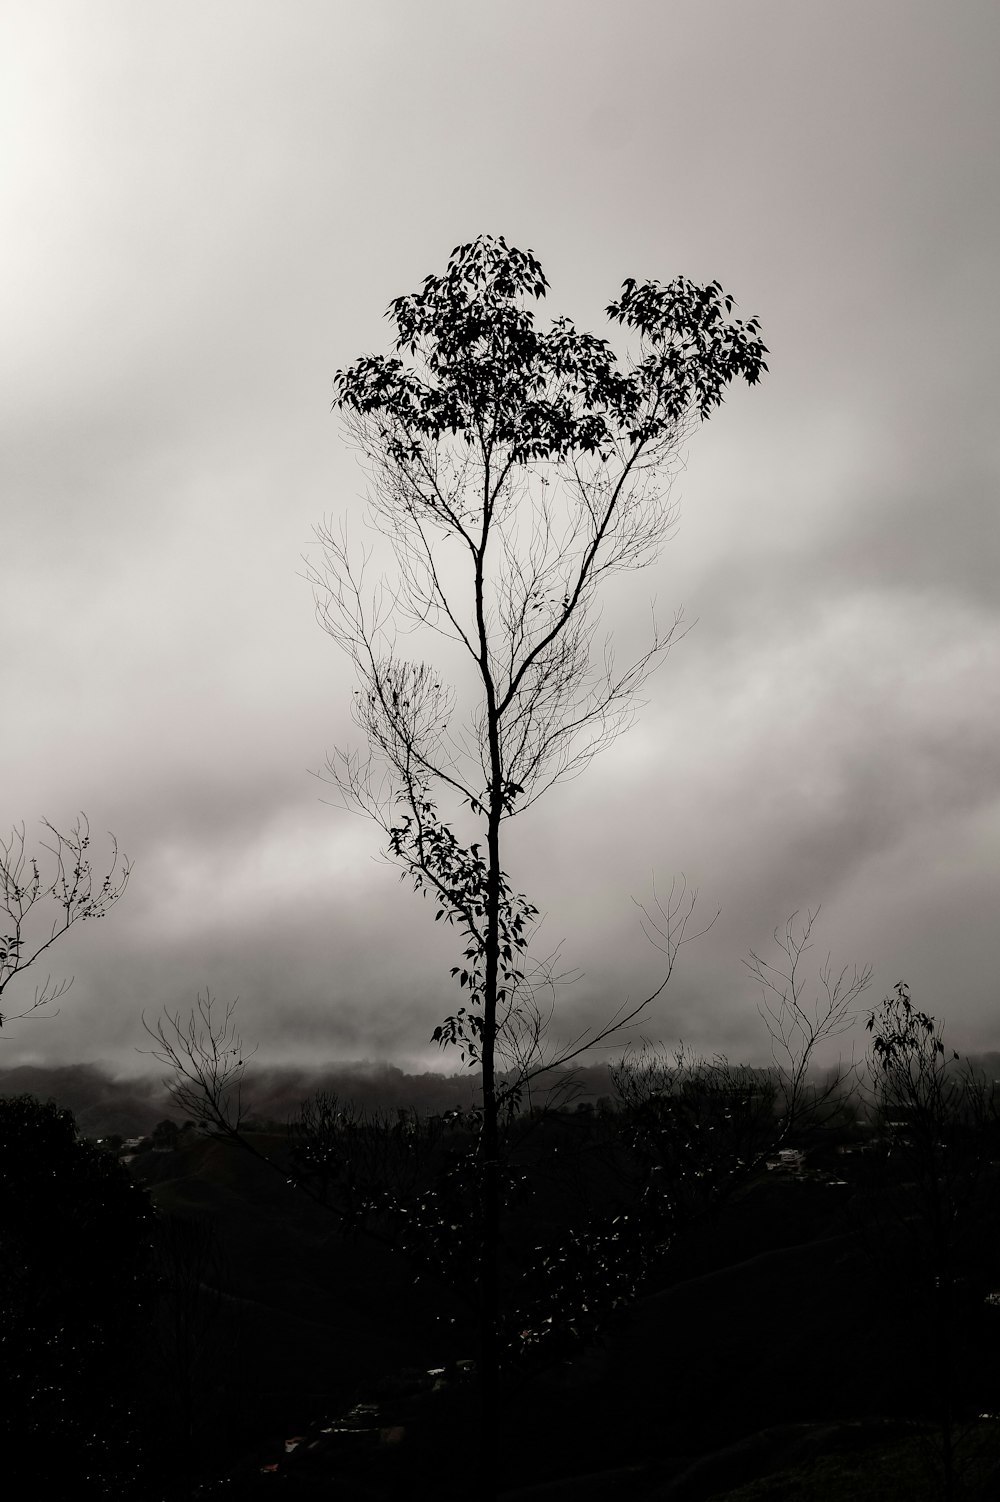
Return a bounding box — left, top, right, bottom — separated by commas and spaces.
6, 1050, 1000, 1140
0, 1058, 620, 1137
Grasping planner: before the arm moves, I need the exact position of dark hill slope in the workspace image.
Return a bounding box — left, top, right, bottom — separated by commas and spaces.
129, 1133, 471, 1472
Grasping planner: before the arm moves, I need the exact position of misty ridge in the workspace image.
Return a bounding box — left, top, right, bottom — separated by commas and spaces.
0, 1056, 619, 1138
7, 1049, 1000, 1142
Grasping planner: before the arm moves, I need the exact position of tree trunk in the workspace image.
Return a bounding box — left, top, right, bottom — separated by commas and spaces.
478, 792, 502, 1500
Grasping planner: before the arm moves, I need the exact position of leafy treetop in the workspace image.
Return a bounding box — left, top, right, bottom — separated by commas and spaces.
332, 233, 767, 465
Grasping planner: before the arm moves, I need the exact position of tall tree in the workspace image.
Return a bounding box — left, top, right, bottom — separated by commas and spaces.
313, 233, 766, 1482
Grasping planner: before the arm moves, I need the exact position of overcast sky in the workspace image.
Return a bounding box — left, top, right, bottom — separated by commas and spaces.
2, 1, 998, 1076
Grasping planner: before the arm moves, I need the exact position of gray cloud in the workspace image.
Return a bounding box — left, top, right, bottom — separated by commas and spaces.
2, 2, 998, 1075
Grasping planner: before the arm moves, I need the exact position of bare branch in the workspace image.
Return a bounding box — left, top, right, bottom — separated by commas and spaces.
745, 909, 871, 1138
140, 992, 256, 1135
0, 814, 131, 1030
516, 878, 714, 1090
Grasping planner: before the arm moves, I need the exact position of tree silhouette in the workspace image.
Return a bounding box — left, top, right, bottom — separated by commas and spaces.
311, 233, 766, 1487
0, 814, 131, 1031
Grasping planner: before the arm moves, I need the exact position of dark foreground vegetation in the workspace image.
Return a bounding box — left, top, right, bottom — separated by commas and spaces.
4, 1009, 1000, 1502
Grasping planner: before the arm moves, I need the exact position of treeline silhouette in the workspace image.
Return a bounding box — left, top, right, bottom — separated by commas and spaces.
0, 1058, 618, 1137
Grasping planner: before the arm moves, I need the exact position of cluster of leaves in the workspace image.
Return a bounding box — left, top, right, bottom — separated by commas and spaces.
867, 980, 958, 1074
864, 983, 1000, 1240
333, 233, 767, 464
388, 791, 537, 1064
863, 981, 997, 1173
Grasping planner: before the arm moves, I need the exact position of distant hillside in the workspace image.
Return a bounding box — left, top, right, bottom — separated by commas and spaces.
0, 1063, 173, 1137
0, 1058, 616, 1136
